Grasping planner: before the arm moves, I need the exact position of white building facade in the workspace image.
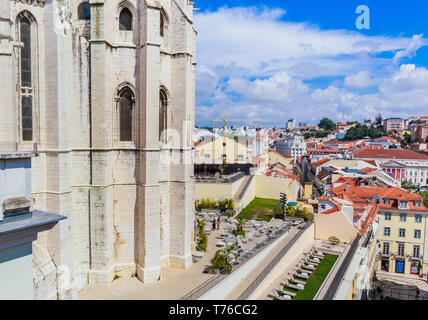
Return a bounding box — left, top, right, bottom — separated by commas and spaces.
275, 135, 307, 162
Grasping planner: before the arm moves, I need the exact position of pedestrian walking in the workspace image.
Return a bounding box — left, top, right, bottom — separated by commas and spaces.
217, 217, 221, 230
212, 219, 216, 230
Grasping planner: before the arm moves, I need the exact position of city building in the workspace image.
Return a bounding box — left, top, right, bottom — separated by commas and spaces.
0, 0, 196, 299
286, 119, 296, 131
275, 135, 307, 162
195, 136, 249, 165
352, 148, 428, 187
364, 136, 400, 149
412, 123, 428, 143
376, 189, 428, 276
315, 177, 380, 300
382, 118, 405, 133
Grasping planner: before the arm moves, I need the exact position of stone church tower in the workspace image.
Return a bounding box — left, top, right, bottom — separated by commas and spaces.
0, 0, 196, 299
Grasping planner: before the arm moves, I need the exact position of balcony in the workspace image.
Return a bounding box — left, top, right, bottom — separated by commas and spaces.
378, 251, 390, 258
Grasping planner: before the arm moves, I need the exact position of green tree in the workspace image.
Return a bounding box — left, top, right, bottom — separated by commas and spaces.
375, 113, 383, 126
273, 207, 283, 217
303, 207, 314, 220
401, 132, 412, 148
234, 218, 246, 237
344, 123, 382, 141
329, 236, 340, 246
315, 131, 329, 138
196, 219, 208, 252
401, 180, 415, 191
211, 244, 236, 274
418, 191, 428, 208
319, 118, 336, 131
288, 206, 296, 217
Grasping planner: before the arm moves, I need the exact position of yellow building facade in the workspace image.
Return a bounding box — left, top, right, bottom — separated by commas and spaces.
195, 136, 249, 164
377, 209, 427, 276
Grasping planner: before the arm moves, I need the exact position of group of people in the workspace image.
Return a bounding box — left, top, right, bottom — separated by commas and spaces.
212, 217, 221, 230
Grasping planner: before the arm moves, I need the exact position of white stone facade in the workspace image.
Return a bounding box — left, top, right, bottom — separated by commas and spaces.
0, 0, 196, 299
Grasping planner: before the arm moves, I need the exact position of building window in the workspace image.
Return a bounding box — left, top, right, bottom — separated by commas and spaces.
381, 258, 389, 272
18, 14, 35, 142
118, 87, 134, 141
384, 199, 390, 205
382, 242, 390, 255
384, 212, 392, 221
78, 2, 91, 20
414, 201, 421, 207
398, 228, 406, 238
413, 245, 420, 258
399, 201, 408, 209
237, 155, 244, 160
384, 227, 391, 237
397, 243, 405, 256
414, 229, 422, 239
204, 154, 211, 159
159, 89, 168, 143
399, 213, 407, 222
119, 8, 132, 30
160, 11, 165, 37
415, 215, 422, 223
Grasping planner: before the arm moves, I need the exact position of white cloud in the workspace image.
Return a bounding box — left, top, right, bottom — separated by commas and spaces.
194, 6, 428, 126
344, 71, 379, 88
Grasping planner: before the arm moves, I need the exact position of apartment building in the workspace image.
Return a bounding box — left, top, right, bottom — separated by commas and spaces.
377, 189, 428, 276
275, 135, 307, 162
383, 118, 405, 133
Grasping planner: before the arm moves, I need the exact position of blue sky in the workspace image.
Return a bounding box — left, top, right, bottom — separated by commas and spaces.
193, 1, 428, 126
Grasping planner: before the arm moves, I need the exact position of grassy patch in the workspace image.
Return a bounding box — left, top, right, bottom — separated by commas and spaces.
291, 253, 339, 300
236, 198, 280, 222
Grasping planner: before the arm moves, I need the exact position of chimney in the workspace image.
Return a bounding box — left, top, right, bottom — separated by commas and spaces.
345, 183, 349, 193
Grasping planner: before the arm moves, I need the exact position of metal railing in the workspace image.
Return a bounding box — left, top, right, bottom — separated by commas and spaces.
180, 222, 295, 300
195, 171, 245, 184
322, 235, 361, 300
237, 221, 313, 300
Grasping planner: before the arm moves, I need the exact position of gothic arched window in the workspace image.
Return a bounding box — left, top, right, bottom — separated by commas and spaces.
160, 12, 165, 37
78, 2, 91, 20
119, 8, 132, 31
159, 89, 168, 143
19, 15, 35, 141
118, 87, 134, 141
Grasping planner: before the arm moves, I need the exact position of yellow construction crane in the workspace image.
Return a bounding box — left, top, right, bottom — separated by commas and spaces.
212, 114, 265, 131
212, 114, 266, 166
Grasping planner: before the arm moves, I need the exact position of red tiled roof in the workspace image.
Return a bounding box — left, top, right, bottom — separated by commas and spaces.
374, 136, 397, 141
318, 172, 328, 179
195, 141, 207, 147
314, 158, 330, 166
363, 160, 377, 167
360, 167, 376, 174
353, 148, 428, 160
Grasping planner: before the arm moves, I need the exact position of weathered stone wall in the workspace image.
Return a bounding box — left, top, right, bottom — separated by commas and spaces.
2, 0, 195, 299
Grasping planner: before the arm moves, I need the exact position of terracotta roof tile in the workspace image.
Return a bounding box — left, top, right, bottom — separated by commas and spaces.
353, 148, 428, 160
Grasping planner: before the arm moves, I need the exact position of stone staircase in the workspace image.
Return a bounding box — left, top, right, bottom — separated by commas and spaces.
234, 175, 254, 202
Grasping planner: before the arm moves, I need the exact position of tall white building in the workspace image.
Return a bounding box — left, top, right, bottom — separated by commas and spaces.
286, 119, 296, 131
275, 135, 307, 162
